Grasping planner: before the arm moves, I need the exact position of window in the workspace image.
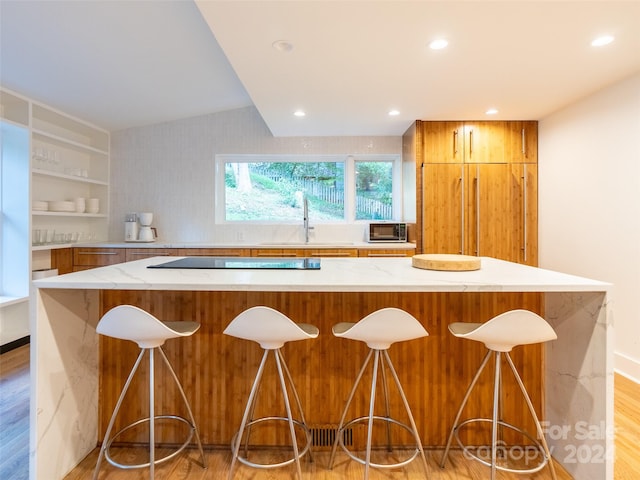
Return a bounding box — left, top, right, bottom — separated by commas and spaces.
216, 154, 401, 223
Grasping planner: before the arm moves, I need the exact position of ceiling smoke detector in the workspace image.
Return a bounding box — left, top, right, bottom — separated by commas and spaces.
272, 40, 294, 52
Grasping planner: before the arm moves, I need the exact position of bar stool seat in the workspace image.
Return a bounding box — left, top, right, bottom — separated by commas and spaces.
329, 307, 429, 479
440, 309, 558, 480
223, 306, 319, 480
93, 305, 206, 480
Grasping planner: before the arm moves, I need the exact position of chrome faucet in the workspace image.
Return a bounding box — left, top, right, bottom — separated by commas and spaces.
303, 196, 314, 243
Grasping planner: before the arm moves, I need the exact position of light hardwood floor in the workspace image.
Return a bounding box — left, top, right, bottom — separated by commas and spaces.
1, 344, 638, 479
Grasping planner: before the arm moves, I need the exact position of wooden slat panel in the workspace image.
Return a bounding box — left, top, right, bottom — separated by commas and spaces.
98, 290, 543, 450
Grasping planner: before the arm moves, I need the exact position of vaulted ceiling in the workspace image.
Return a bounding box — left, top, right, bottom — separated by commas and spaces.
2, 1, 639, 136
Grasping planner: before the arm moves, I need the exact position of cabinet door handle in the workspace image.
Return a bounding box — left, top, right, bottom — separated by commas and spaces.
522, 128, 527, 157
523, 165, 528, 262
469, 129, 473, 157
460, 166, 465, 255
77, 251, 118, 255
311, 252, 352, 257
453, 129, 459, 156
365, 253, 407, 257
475, 165, 480, 256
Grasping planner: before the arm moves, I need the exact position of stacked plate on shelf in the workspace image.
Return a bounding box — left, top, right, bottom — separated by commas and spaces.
33, 200, 48, 211
48, 201, 76, 212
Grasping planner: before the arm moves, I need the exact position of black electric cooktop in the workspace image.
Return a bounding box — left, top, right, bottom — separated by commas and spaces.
147, 256, 321, 270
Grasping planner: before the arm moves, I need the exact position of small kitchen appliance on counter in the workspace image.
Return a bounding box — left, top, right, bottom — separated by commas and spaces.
366, 222, 407, 242
137, 212, 155, 242
124, 212, 156, 242
124, 213, 138, 241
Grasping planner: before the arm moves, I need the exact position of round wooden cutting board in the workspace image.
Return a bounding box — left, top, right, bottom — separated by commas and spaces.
412, 254, 481, 271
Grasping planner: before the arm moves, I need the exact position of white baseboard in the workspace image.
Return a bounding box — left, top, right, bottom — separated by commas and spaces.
615, 351, 640, 384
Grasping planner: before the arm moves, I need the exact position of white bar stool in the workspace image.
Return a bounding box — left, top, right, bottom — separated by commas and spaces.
92, 305, 206, 479
440, 309, 558, 480
328, 307, 429, 479
223, 306, 319, 480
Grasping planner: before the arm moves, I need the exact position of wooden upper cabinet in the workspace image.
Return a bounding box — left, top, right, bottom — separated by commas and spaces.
420, 120, 538, 164
465, 121, 538, 164
420, 121, 465, 164
495, 121, 538, 163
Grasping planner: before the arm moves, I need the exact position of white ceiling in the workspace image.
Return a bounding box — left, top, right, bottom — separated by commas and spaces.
2, 1, 640, 136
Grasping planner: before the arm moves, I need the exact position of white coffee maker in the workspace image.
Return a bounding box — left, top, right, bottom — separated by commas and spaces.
137, 212, 154, 242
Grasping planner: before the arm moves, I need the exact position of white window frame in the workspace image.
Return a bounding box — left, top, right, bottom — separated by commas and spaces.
215, 154, 402, 224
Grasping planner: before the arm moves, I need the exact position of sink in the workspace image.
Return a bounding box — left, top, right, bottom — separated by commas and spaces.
259, 241, 355, 246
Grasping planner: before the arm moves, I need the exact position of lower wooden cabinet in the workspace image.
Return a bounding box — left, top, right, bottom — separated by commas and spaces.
72, 246, 415, 269
72, 248, 126, 271
125, 248, 178, 262
358, 248, 415, 257
50, 248, 73, 274
180, 248, 251, 257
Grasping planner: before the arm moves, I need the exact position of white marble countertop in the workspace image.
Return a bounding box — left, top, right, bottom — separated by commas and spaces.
72, 241, 416, 249
33, 256, 610, 293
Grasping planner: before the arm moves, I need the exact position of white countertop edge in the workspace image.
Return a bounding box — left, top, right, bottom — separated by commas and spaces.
32, 256, 612, 293
73, 241, 417, 249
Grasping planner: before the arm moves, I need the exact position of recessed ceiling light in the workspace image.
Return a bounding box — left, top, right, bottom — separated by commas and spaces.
485, 108, 499, 115
591, 35, 614, 47
388, 109, 400, 116
294, 110, 306, 117
429, 39, 448, 50
272, 40, 294, 52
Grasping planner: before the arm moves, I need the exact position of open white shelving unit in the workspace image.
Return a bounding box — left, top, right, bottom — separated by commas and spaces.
1, 87, 110, 347
30, 99, 110, 247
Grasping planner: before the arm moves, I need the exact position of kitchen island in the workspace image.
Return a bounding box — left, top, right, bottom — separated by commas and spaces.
31, 256, 612, 480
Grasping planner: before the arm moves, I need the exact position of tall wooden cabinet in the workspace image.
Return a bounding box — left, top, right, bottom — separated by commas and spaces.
413, 121, 538, 266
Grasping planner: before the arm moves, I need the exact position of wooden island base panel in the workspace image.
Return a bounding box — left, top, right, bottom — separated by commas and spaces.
32, 256, 612, 480
99, 289, 543, 449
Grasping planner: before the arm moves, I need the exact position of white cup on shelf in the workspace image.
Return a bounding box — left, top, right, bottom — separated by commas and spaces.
86, 198, 99, 214
75, 197, 86, 213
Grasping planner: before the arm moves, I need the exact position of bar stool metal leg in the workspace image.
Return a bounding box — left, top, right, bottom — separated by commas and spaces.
274, 349, 303, 480
379, 354, 393, 452
491, 352, 501, 480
